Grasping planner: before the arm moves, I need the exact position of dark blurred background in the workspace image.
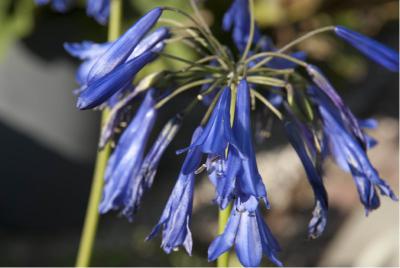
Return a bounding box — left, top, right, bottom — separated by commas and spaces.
0, 0, 398, 266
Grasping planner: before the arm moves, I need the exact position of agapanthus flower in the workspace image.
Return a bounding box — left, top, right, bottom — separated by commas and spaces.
177, 87, 237, 169
334, 26, 399, 72
283, 117, 328, 238
65, 8, 165, 110
208, 199, 282, 267
86, 0, 109, 25
64, 26, 169, 108
215, 79, 268, 211
35, 0, 74, 13
318, 104, 397, 213
146, 127, 203, 255
99, 90, 157, 219
67, 1, 399, 267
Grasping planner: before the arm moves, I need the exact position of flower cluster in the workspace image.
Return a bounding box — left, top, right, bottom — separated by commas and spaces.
64, 0, 398, 267
35, 0, 109, 24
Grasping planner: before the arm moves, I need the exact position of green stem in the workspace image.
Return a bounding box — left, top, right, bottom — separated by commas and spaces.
239, 0, 255, 63
75, 0, 122, 267
154, 78, 215, 109
250, 26, 334, 70
217, 204, 232, 267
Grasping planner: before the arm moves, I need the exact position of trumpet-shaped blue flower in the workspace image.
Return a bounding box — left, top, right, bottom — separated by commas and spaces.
87, 0, 109, 25
87, 8, 163, 83
223, 0, 261, 51
65, 27, 169, 88
99, 90, 157, 219
284, 119, 328, 238
35, 0, 74, 12
307, 65, 368, 148
147, 127, 203, 255
208, 199, 282, 267
77, 51, 157, 110
231, 79, 269, 210
178, 87, 236, 172
204, 80, 269, 212
319, 105, 397, 213
334, 26, 399, 72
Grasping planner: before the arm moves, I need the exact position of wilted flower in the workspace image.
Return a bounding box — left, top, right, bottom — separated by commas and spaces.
99, 90, 157, 220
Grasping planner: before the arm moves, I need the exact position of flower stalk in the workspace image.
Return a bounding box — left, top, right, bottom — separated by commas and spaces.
75, 0, 122, 266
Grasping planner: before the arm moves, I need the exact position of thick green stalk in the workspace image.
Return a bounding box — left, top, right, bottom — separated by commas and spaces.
75, 0, 122, 267
217, 203, 232, 267
217, 82, 237, 267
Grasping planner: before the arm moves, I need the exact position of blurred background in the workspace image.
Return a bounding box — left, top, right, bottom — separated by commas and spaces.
0, 0, 398, 266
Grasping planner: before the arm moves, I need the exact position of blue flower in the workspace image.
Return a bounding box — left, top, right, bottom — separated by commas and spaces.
35, 0, 74, 13
87, 0, 109, 25
307, 65, 368, 148
147, 127, 203, 255
284, 119, 328, 238
87, 8, 163, 83
318, 105, 397, 213
77, 51, 157, 110
223, 0, 261, 51
99, 90, 157, 220
66, 8, 165, 109
208, 199, 282, 267
334, 26, 399, 72
177, 87, 235, 170
229, 79, 269, 210
65, 27, 168, 87
64, 41, 111, 85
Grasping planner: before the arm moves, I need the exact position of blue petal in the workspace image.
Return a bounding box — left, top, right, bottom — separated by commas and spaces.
284, 120, 328, 238
127, 27, 170, 61
87, 8, 163, 83
307, 66, 367, 148
64, 41, 111, 60
208, 208, 241, 261
180, 127, 204, 175
148, 172, 195, 255
139, 115, 182, 189
319, 106, 398, 212
147, 126, 203, 255
208, 200, 282, 267
335, 26, 399, 72
77, 51, 157, 110
207, 154, 238, 209
178, 87, 234, 160
232, 80, 268, 208
234, 211, 263, 268
99, 90, 156, 218
87, 0, 109, 25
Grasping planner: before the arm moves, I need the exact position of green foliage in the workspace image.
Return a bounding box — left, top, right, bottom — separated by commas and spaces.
0, 0, 35, 59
